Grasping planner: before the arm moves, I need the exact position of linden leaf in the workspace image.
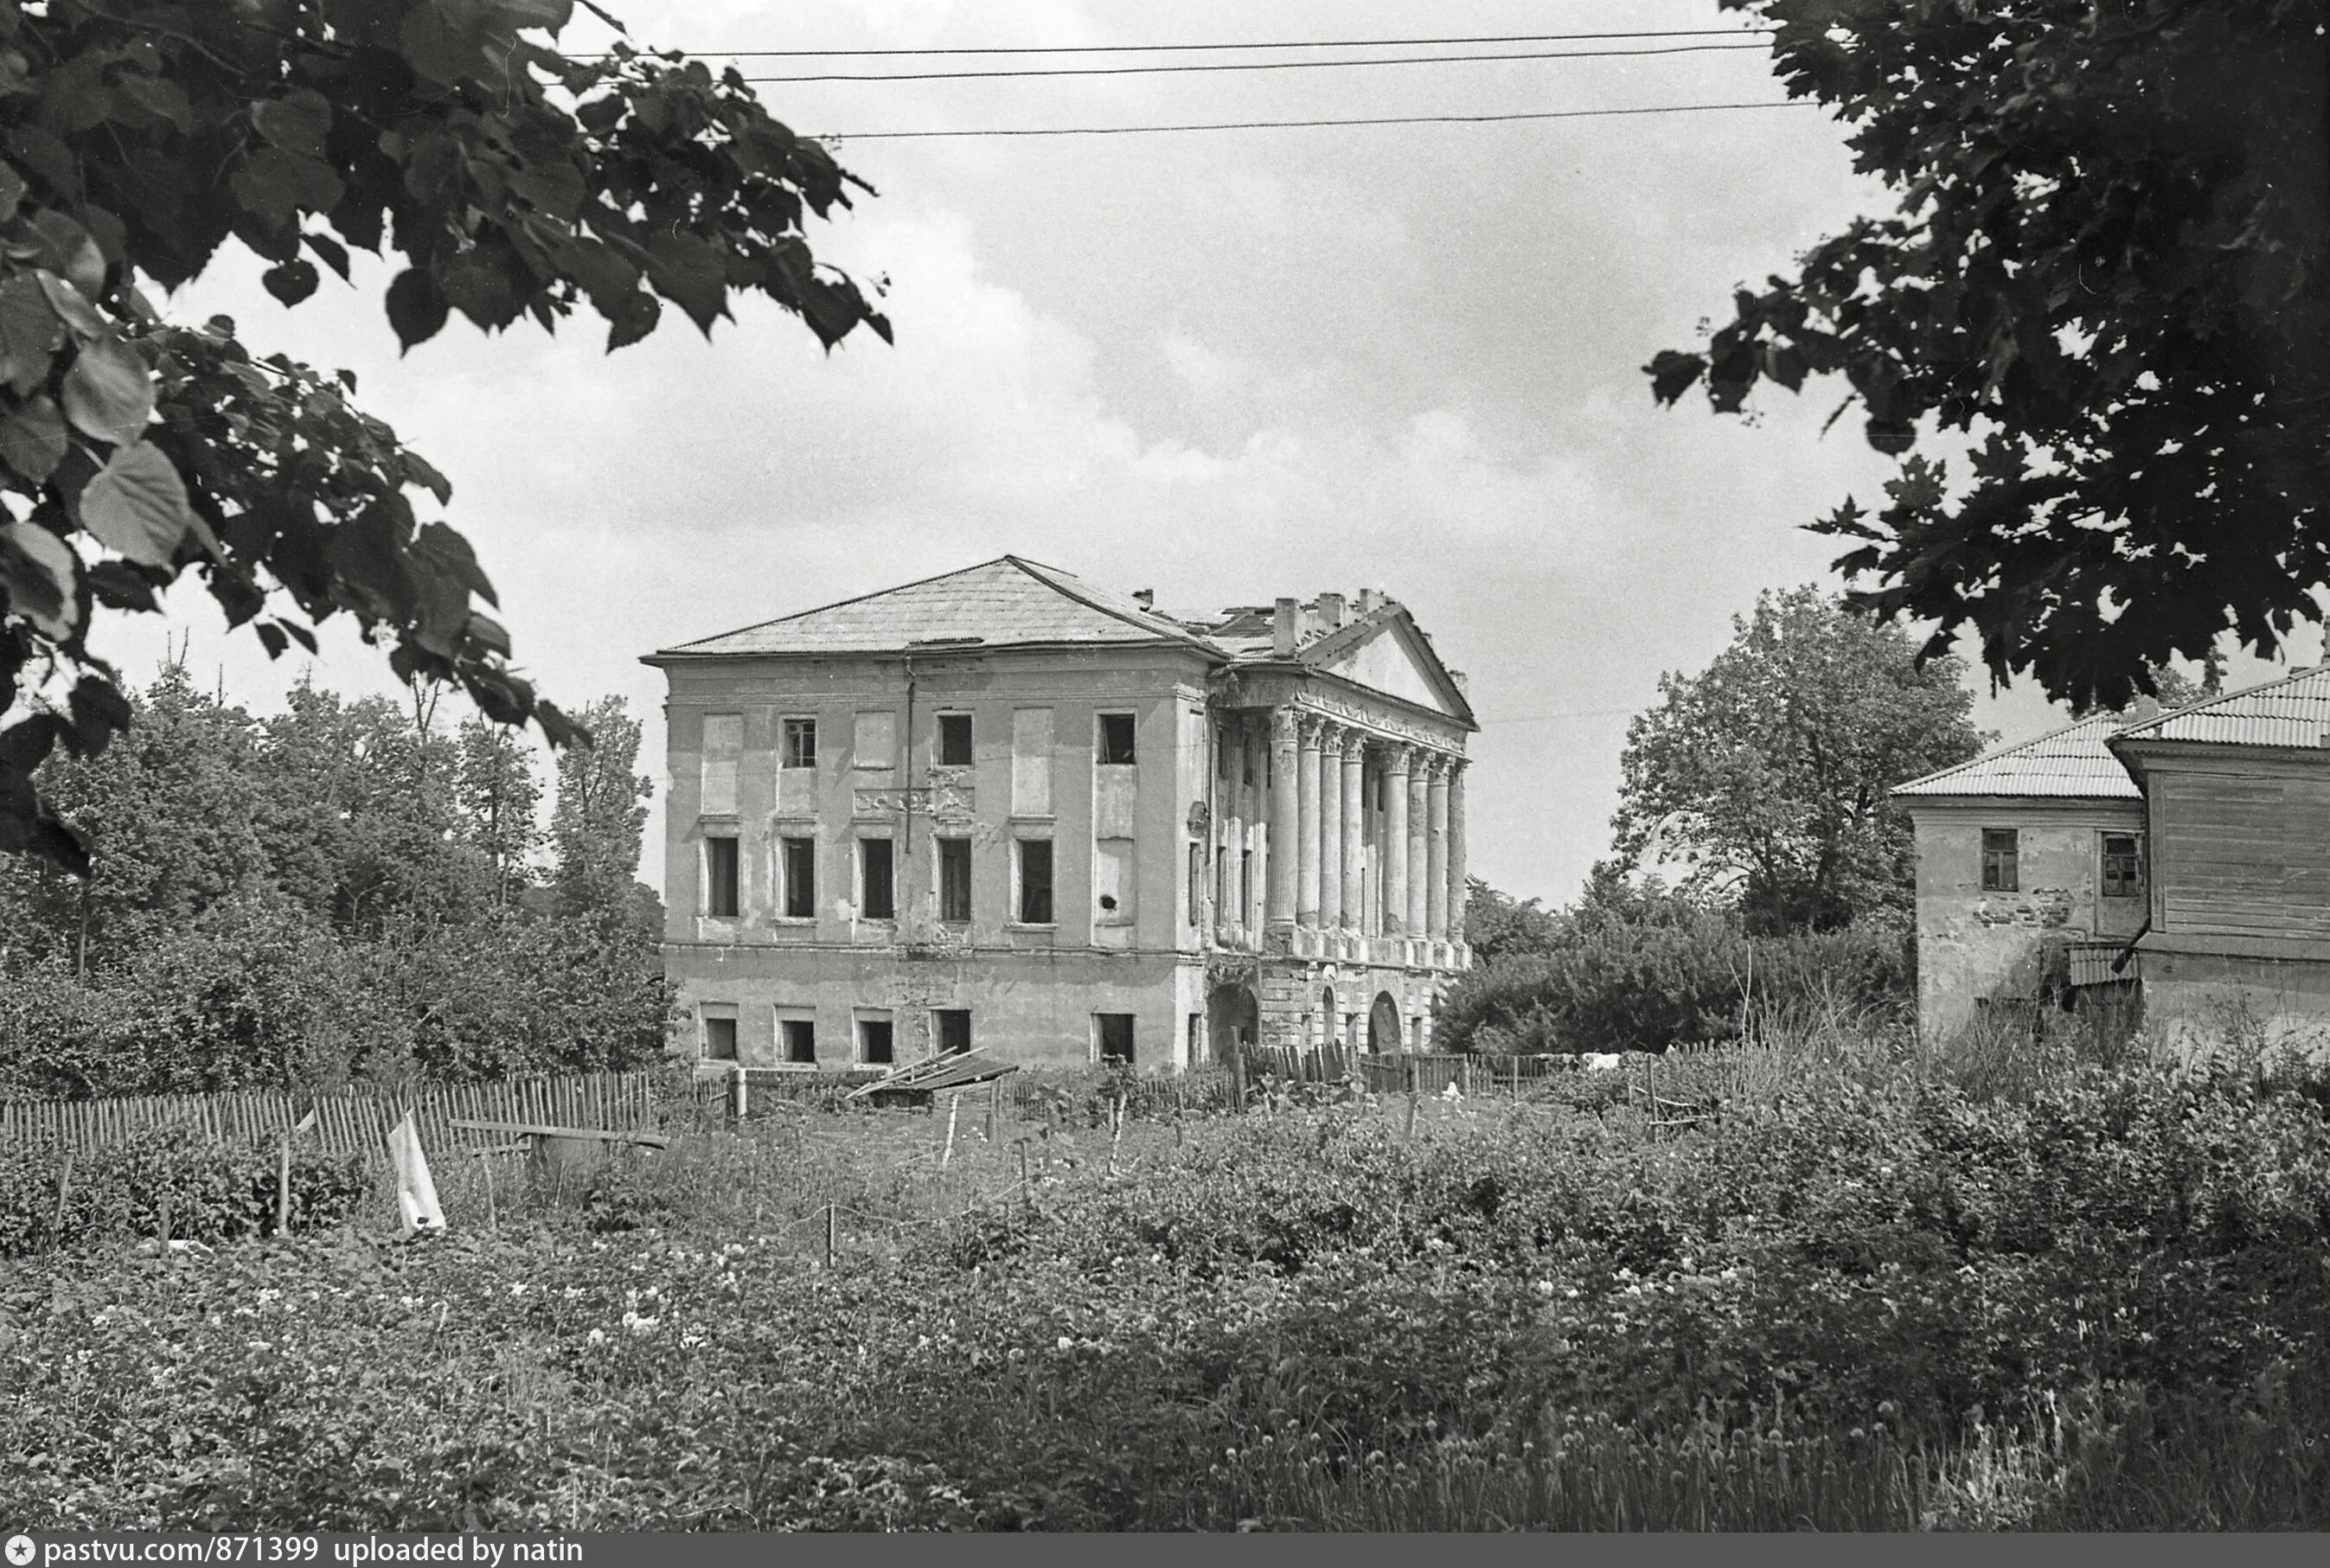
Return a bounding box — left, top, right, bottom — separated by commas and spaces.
77, 439, 194, 567
0, 518, 79, 639
61, 337, 153, 445
0, 392, 66, 483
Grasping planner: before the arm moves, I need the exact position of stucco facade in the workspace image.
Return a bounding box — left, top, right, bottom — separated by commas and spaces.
643, 558, 1476, 1074
1902, 797, 2146, 1041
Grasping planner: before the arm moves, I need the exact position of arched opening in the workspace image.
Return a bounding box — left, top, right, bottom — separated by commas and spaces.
1367, 991, 1404, 1053
1207, 983, 1259, 1064
1319, 984, 1339, 1046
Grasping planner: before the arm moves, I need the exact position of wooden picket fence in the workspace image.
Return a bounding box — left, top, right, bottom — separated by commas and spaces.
1239, 1046, 1568, 1096
0, 1072, 667, 1164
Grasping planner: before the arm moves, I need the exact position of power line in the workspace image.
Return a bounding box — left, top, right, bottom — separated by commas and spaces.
816, 99, 1817, 142
629, 28, 1776, 60
1482, 707, 1642, 726
741, 39, 1770, 85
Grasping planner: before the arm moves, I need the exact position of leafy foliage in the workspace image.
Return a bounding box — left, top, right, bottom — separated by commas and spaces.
3, 1050, 2327, 1528
0, 670, 669, 1095
1649, 1, 2328, 712
0, 0, 889, 871
1610, 586, 1986, 931
0, 1124, 368, 1258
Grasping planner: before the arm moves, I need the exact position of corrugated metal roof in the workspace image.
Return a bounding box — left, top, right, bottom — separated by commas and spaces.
2109, 665, 2330, 749
1892, 714, 2140, 799
651, 556, 1222, 658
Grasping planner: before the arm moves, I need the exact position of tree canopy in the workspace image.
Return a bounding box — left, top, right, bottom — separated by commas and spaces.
0, 0, 888, 873
1648, 1, 2326, 713
1610, 586, 1987, 932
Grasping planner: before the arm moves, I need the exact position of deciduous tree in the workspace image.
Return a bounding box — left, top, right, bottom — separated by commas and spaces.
1648, 1, 2326, 712
0, 0, 888, 871
1610, 586, 1986, 931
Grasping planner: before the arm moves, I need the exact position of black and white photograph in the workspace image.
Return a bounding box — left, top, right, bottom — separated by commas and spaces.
0, 0, 2325, 1537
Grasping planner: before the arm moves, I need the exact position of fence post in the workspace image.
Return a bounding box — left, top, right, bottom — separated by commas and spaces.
823, 1201, 836, 1268
275, 1133, 292, 1236
157, 1193, 172, 1270
987, 1079, 1000, 1144
52, 1153, 73, 1245
940, 1091, 960, 1169
733, 1068, 747, 1124
1017, 1140, 1034, 1213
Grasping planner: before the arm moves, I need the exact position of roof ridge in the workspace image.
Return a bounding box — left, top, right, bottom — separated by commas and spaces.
2109, 662, 2328, 740
660, 556, 1019, 654
1892, 710, 2123, 795
1005, 557, 1226, 656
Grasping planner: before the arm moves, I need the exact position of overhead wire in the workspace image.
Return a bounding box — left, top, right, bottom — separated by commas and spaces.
739, 40, 1773, 84
615, 28, 1778, 59
816, 100, 1817, 141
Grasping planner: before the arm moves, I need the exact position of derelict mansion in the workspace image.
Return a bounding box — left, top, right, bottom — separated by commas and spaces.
643, 557, 1477, 1071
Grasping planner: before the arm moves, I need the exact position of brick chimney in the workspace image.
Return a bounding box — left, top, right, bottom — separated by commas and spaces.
1317, 592, 1346, 629
1272, 597, 1298, 656
1358, 588, 1381, 615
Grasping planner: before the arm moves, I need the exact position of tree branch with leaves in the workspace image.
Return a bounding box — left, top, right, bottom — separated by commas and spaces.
0, 0, 889, 873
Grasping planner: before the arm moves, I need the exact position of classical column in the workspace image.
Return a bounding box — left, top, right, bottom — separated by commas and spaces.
1382, 744, 1411, 937
1425, 756, 1450, 939
1316, 722, 1344, 931
1267, 708, 1301, 929
1339, 732, 1366, 932
1242, 720, 1266, 928
1406, 762, 1431, 938
1446, 759, 1469, 943
1217, 714, 1243, 939
1296, 714, 1322, 926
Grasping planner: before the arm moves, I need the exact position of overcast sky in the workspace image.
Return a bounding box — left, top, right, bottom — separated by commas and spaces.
112, 0, 2316, 907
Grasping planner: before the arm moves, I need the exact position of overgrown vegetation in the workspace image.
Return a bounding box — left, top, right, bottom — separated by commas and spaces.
4, 1022, 2325, 1531
0, 1125, 368, 1258
0, 669, 669, 1098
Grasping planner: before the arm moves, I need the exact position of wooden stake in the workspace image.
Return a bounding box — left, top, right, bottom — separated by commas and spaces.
823, 1201, 836, 1268
276, 1133, 292, 1236
477, 1149, 497, 1233
157, 1193, 172, 1270
1017, 1140, 1034, 1213
986, 1079, 999, 1144
1107, 1096, 1124, 1176
1403, 1090, 1418, 1141
733, 1068, 747, 1123
940, 1091, 959, 1169
53, 1152, 73, 1244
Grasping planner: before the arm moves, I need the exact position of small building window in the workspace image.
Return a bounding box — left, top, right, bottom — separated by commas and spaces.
705, 835, 739, 918
1187, 841, 1204, 921
781, 717, 817, 769
858, 1015, 894, 1066
938, 713, 974, 766
1094, 1013, 1135, 1065
859, 836, 896, 920
2102, 833, 2143, 898
938, 836, 972, 923
701, 1010, 738, 1061
779, 1017, 816, 1065
1015, 838, 1054, 925
1098, 712, 1137, 765
780, 835, 816, 918
1981, 828, 2020, 893
934, 1008, 972, 1056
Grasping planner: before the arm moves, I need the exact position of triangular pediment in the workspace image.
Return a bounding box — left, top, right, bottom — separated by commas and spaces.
1309, 612, 1474, 723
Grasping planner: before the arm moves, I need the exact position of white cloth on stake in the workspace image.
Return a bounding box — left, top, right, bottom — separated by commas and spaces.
386, 1109, 445, 1232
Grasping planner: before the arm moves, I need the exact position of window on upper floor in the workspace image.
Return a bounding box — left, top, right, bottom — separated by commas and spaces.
781, 717, 817, 769
938, 837, 972, 924
2102, 833, 2144, 898
779, 836, 816, 919
1098, 712, 1137, 765
858, 835, 896, 921
1981, 828, 2019, 893
1015, 838, 1055, 925
938, 713, 974, 766
704, 835, 739, 918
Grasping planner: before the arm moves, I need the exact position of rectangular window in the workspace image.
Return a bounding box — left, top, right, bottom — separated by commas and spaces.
1187, 842, 1204, 922
938, 836, 972, 923
1098, 712, 1137, 765
938, 713, 974, 766
1981, 828, 2020, 893
781, 717, 817, 769
853, 710, 898, 771
780, 835, 816, 918
1095, 837, 1136, 924
1213, 846, 1227, 910
1094, 1012, 1135, 1065
858, 1016, 894, 1066
1015, 838, 1054, 925
704, 835, 739, 918
1240, 848, 1254, 918
934, 1008, 971, 1056
779, 1018, 816, 1066
859, 836, 896, 920
701, 1010, 738, 1062
1011, 707, 1053, 815
701, 713, 743, 815
2102, 833, 2143, 898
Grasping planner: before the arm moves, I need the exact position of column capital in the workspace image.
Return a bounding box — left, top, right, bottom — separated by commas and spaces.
1383, 739, 1416, 771
1338, 728, 1367, 761
1270, 705, 1300, 746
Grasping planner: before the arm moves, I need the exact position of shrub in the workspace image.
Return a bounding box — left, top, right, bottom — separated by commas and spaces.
0, 1127, 368, 1258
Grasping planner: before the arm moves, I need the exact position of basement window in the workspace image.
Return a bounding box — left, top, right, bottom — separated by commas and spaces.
1094, 1013, 1135, 1066
779, 1017, 816, 1066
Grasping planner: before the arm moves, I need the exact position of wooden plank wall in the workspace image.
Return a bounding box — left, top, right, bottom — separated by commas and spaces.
2159, 770, 2330, 938
0, 1072, 662, 1163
